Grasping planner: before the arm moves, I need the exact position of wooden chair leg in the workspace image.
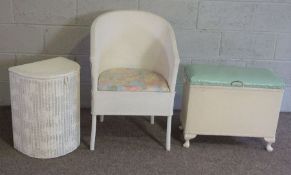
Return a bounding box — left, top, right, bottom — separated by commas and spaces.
100, 115, 104, 122
150, 115, 155, 125
90, 115, 97, 151
166, 115, 172, 151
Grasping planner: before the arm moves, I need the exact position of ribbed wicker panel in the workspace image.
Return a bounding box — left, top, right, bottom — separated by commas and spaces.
9, 71, 80, 159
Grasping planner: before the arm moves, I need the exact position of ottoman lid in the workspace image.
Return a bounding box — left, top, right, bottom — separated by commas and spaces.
184, 64, 284, 89
9, 57, 80, 79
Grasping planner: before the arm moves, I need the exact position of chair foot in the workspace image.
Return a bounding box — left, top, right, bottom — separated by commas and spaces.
166, 115, 172, 151
183, 140, 190, 148
150, 116, 154, 125
183, 134, 197, 148
90, 115, 97, 151
266, 143, 273, 152
100, 115, 104, 122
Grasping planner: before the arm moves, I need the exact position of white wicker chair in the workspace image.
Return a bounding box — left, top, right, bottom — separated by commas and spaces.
90, 11, 180, 151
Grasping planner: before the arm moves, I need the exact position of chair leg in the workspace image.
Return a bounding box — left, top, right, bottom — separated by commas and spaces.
90, 115, 97, 151
166, 115, 172, 151
100, 115, 104, 122
150, 115, 155, 125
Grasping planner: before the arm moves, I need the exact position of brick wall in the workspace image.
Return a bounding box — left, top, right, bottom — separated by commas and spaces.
0, 0, 290, 111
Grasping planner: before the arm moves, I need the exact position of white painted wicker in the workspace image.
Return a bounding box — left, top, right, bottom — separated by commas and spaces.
9, 57, 80, 159
90, 11, 180, 151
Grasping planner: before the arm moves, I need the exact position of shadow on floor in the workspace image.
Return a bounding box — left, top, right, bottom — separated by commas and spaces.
0, 106, 13, 146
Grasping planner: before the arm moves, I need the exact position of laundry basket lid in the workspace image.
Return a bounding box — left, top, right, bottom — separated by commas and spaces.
184, 64, 284, 89
9, 57, 80, 79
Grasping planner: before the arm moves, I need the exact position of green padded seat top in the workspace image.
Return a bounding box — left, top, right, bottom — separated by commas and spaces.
184, 64, 284, 89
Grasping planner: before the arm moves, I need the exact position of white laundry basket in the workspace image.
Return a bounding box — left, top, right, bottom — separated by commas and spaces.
9, 57, 80, 159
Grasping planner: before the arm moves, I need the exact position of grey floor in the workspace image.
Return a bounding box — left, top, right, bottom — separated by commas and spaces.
0, 107, 290, 175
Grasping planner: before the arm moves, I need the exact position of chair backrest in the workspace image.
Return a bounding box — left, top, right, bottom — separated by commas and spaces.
90, 11, 175, 79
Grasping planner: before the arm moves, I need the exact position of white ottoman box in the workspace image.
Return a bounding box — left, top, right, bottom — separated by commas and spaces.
9, 57, 80, 158
180, 64, 284, 152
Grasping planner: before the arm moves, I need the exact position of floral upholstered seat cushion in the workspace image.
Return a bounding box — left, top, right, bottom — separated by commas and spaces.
98, 68, 170, 92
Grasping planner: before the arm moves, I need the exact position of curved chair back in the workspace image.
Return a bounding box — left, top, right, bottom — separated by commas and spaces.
90, 11, 179, 90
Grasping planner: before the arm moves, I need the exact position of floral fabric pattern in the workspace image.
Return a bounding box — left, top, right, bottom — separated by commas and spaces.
98, 68, 170, 92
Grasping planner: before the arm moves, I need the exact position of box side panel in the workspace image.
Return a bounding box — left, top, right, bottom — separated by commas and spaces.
184, 86, 283, 138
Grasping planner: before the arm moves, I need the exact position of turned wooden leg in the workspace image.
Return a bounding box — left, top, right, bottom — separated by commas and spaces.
150, 115, 155, 125
100, 115, 104, 122
90, 115, 97, 151
166, 115, 172, 151
264, 137, 275, 152
183, 134, 197, 148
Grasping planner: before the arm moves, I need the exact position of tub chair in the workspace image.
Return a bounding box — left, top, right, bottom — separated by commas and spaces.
90, 10, 180, 151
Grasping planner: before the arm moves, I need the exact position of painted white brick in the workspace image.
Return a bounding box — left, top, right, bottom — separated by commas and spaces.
77, 0, 138, 25
190, 58, 210, 64
176, 66, 186, 85
0, 0, 290, 111
75, 55, 91, 83
0, 82, 10, 105
0, 54, 15, 66
15, 54, 52, 65
221, 32, 275, 59
180, 58, 192, 65
139, 0, 198, 29
199, 0, 291, 3
174, 57, 191, 109
198, 1, 255, 30
80, 82, 91, 108
275, 34, 291, 59
281, 86, 291, 112
176, 58, 192, 85
176, 30, 220, 58
15, 54, 75, 65
0, 54, 15, 82
253, 4, 291, 32
75, 55, 90, 67
0, 0, 13, 23
44, 26, 90, 54
174, 84, 183, 110
200, 59, 246, 67
246, 60, 291, 86
13, 0, 76, 25
80, 65, 91, 83
0, 24, 43, 53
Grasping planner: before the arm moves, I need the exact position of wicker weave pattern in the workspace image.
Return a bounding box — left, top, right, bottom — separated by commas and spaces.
9, 70, 80, 159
